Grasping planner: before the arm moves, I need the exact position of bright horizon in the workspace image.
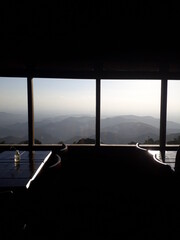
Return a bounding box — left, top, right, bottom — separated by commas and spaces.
1, 77, 180, 123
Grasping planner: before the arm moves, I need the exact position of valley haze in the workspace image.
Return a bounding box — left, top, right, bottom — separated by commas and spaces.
1, 112, 180, 144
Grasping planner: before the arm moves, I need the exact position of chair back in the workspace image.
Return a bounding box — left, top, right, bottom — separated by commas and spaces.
175, 146, 180, 174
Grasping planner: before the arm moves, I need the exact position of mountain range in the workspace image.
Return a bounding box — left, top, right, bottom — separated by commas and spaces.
1, 112, 180, 144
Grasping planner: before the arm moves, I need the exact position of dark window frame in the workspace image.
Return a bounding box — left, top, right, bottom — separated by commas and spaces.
0, 69, 180, 161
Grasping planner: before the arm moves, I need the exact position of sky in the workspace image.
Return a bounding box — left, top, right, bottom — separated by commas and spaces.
167, 80, 180, 123
0, 77, 180, 122
101, 79, 161, 118
0, 77, 28, 114
33, 78, 96, 117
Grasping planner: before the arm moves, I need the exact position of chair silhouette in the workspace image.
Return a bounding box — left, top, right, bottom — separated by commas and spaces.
175, 145, 180, 175
44, 143, 68, 181
135, 143, 173, 176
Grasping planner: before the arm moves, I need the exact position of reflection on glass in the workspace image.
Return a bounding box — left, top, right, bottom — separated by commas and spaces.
167, 80, 180, 145
0, 77, 28, 144
33, 78, 96, 144
101, 79, 161, 144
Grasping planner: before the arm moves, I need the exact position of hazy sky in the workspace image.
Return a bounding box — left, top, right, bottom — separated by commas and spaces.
33, 78, 96, 117
167, 80, 180, 123
0, 77, 180, 122
0, 77, 27, 114
101, 79, 161, 118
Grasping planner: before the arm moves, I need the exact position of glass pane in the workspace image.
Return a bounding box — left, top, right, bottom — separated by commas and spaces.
101, 79, 161, 144
167, 80, 180, 145
0, 77, 28, 144
33, 78, 96, 144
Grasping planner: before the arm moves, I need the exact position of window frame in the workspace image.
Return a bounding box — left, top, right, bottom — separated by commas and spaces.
0, 69, 179, 160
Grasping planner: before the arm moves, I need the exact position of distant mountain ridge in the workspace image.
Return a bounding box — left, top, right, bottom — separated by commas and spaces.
0, 112, 27, 126
101, 121, 159, 144
101, 115, 160, 128
1, 112, 180, 144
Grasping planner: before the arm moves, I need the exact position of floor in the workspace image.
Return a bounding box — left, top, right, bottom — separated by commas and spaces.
2, 152, 180, 240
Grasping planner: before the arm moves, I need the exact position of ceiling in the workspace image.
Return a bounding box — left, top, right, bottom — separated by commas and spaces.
1, 1, 180, 72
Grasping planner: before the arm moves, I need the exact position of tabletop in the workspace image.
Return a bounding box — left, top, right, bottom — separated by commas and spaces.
0, 150, 52, 189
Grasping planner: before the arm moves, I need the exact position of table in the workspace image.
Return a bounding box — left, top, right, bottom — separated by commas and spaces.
0, 150, 52, 189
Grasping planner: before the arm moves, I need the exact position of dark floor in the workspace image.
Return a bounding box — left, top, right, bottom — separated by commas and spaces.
1, 149, 179, 239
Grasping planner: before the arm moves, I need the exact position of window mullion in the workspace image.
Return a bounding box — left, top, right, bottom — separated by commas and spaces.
96, 77, 101, 147
160, 78, 168, 162
27, 77, 34, 150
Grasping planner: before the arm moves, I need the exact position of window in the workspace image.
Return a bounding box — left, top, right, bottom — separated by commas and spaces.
33, 78, 96, 144
0, 74, 178, 153
0, 77, 28, 144
101, 80, 161, 144
166, 80, 180, 145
